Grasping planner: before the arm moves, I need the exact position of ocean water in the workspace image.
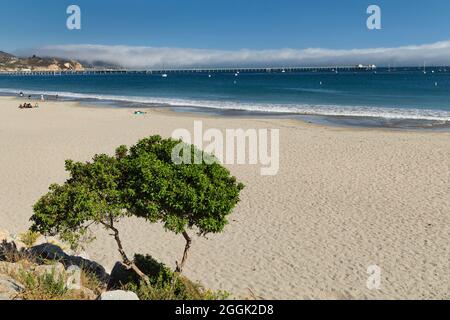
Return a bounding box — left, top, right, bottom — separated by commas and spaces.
1, 68, 450, 128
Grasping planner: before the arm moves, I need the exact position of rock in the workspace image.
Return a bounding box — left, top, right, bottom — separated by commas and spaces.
66, 265, 82, 290
74, 251, 90, 260
10, 240, 27, 253
33, 236, 74, 255
98, 290, 139, 301
28, 243, 69, 262
33, 235, 51, 246
0, 274, 23, 300
0, 239, 23, 262
66, 256, 109, 283
34, 262, 65, 277
28, 243, 109, 283
108, 262, 133, 290
0, 231, 27, 252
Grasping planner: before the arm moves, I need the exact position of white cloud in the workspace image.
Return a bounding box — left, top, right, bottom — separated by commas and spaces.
15, 41, 450, 69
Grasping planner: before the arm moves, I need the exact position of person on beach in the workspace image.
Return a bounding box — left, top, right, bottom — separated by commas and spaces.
40, 94, 45, 102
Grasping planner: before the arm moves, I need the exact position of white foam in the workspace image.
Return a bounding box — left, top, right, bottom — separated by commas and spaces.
2, 88, 450, 122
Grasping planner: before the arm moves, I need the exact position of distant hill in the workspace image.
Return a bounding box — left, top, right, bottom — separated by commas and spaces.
0, 51, 84, 72
0, 51, 15, 59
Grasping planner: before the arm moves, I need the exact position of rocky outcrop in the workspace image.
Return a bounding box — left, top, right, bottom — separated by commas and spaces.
0, 229, 137, 300
29, 243, 109, 282
34, 263, 65, 277
0, 51, 85, 72
0, 233, 27, 262
0, 274, 24, 300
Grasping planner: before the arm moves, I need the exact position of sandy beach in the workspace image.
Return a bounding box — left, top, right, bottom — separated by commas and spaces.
0, 96, 448, 299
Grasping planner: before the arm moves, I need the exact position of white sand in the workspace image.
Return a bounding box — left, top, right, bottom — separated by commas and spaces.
0, 96, 449, 299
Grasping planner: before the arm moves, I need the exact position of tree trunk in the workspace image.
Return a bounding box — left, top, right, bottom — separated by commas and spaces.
175, 231, 192, 273
103, 218, 150, 285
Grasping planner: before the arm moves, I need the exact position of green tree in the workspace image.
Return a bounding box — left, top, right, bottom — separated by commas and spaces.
120, 136, 244, 272
30, 135, 244, 283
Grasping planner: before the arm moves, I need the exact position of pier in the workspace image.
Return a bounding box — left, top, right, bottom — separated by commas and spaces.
0, 65, 377, 76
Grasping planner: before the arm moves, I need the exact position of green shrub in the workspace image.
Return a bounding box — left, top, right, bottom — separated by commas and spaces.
18, 268, 68, 300
123, 254, 230, 300
19, 231, 40, 248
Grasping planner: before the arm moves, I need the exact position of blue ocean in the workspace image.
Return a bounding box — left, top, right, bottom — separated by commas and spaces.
1, 68, 450, 127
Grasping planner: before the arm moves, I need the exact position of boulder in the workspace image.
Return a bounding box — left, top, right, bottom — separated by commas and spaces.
66, 256, 109, 283
0, 231, 27, 251
28, 243, 69, 262
0, 274, 23, 300
34, 262, 65, 277
33, 236, 73, 255
74, 251, 90, 260
0, 240, 24, 262
7, 236, 27, 252
98, 290, 139, 301
108, 261, 132, 290
66, 265, 82, 290
28, 243, 109, 283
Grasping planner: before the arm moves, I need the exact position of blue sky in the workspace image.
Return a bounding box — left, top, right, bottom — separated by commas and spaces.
1, 0, 450, 67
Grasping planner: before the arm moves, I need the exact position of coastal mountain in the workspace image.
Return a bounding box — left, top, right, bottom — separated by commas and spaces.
0, 51, 84, 72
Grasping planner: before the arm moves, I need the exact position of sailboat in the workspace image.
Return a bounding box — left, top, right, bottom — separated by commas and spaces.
423, 61, 427, 74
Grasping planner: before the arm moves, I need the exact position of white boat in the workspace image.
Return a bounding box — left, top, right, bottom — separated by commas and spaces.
162, 73, 168, 78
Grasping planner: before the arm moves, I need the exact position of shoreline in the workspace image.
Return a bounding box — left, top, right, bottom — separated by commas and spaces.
1, 89, 450, 131
0, 96, 449, 299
